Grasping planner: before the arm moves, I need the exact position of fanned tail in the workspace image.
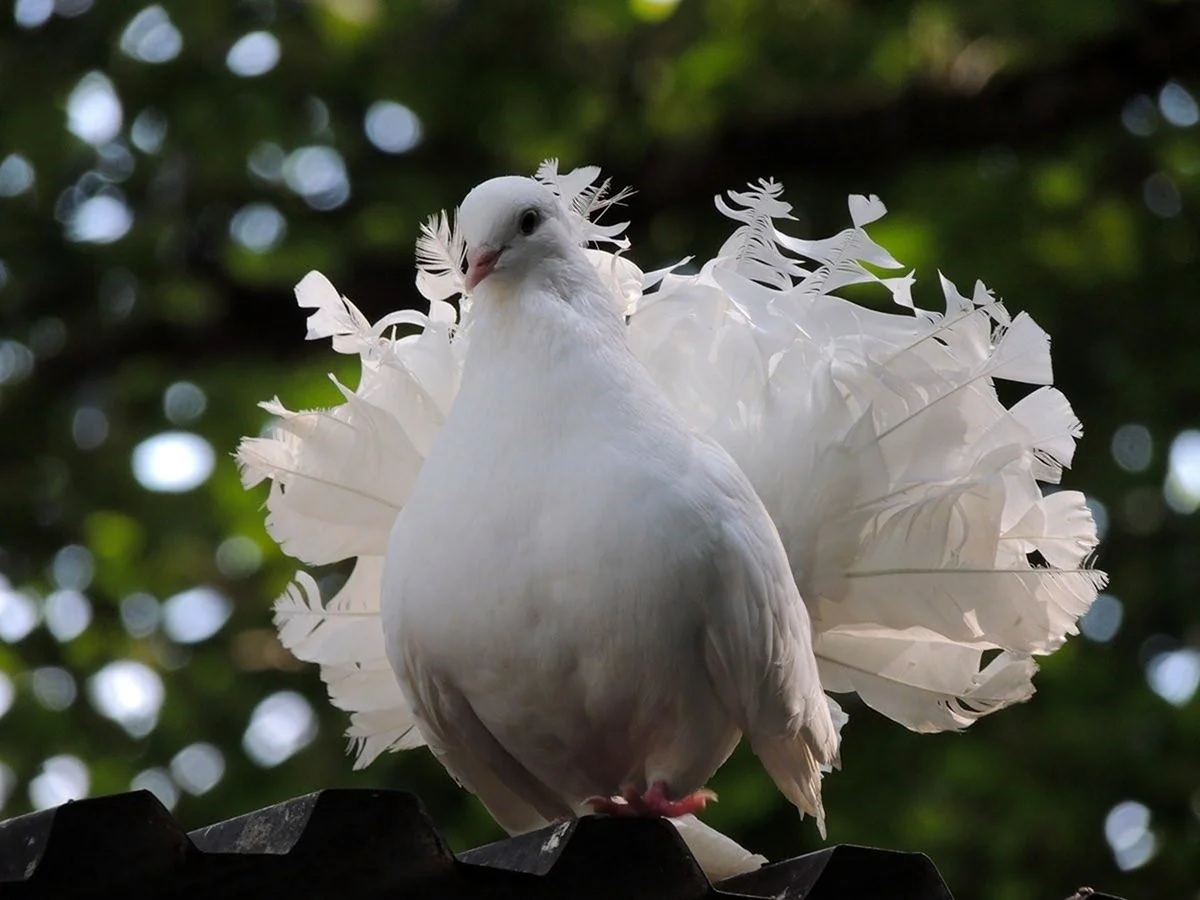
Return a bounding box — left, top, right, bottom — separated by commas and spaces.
625, 183, 1106, 733
236, 269, 468, 764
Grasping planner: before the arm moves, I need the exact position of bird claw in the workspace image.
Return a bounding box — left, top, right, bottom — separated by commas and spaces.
586, 782, 718, 818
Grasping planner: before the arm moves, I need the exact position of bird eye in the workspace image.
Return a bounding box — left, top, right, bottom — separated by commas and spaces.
519, 209, 539, 236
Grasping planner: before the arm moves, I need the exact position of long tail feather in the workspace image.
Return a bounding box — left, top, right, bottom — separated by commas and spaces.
625, 182, 1105, 732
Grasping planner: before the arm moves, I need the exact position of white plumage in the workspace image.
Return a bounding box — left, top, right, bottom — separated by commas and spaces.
237, 162, 1104, 877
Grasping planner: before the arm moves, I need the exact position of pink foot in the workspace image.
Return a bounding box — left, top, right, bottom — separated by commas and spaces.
586, 781, 718, 818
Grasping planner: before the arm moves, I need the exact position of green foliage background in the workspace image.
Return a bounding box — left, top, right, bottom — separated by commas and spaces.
2, 1, 1199, 896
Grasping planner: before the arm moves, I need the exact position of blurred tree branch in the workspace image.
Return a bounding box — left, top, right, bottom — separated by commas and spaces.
28, 0, 1200, 390
633, 0, 1200, 203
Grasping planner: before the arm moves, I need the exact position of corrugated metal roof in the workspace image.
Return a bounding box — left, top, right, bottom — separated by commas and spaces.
0, 789, 1125, 899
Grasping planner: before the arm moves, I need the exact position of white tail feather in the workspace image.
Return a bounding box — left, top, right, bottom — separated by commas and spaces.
625, 180, 1106, 732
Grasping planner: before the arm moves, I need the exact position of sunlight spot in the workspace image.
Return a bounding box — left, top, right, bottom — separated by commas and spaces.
308, 97, 330, 135
88, 660, 164, 737
72, 404, 109, 449
56, 0, 93, 17
1143, 172, 1182, 218
0, 673, 14, 720
162, 586, 232, 644
216, 536, 262, 579
1104, 801, 1157, 871
131, 768, 178, 810
1159, 81, 1199, 128
66, 72, 123, 146
29, 755, 89, 810
247, 141, 285, 183
163, 381, 206, 424
364, 101, 422, 154
52, 543, 93, 591
43, 590, 92, 642
170, 743, 224, 795
67, 194, 133, 244
1163, 429, 1200, 513
1146, 648, 1200, 706
1079, 592, 1123, 643
14, 0, 53, 29
1121, 95, 1156, 137
130, 108, 168, 154
243, 691, 317, 767
119, 5, 182, 64
283, 146, 349, 210
120, 592, 160, 637
0, 340, 34, 385
229, 202, 286, 252
1111, 423, 1152, 473
97, 141, 135, 181
0, 154, 34, 197
226, 31, 280, 77
0, 577, 39, 642
31, 666, 76, 710
131, 431, 215, 492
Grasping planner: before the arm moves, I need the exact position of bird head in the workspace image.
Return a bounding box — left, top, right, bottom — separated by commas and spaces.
458, 176, 576, 293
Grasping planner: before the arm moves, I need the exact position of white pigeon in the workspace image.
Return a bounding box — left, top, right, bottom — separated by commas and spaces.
379, 174, 839, 837
238, 162, 1105, 878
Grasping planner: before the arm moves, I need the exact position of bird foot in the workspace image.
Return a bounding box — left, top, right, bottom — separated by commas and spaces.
586, 781, 718, 818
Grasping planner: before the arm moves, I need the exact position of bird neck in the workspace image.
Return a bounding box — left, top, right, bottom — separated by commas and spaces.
453, 252, 655, 430
465, 253, 628, 361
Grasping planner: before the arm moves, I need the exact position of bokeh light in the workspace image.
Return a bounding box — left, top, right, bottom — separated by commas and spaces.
88, 660, 165, 737
170, 743, 225, 795
31, 667, 76, 711
162, 587, 232, 644
163, 381, 207, 424
0, 154, 35, 197
0, 674, 15, 721
131, 767, 178, 810
226, 31, 280, 77
119, 6, 183, 64
120, 592, 160, 638
14, 0, 54, 29
1159, 81, 1199, 128
1079, 593, 1123, 643
229, 203, 286, 253
0, 578, 39, 642
51, 544, 93, 591
215, 536, 262, 579
1110, 424, 1153, 473
282, 146, 350, 210
66, 72, 123, 147
243, 691, 318, 767
0, 340, 34, 386
71, 404, 110, 449
29, 756, 89, 811
1164, 429, 1200, 513
43, 590, 92, 642
131, 431, 216, 492
1146, 648, 1200, 707
1105, 801, 1157, 871
130, 109, 168, 154
364, 101, 423, 154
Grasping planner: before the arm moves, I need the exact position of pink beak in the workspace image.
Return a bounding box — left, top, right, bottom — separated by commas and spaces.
465, 247, 502, 291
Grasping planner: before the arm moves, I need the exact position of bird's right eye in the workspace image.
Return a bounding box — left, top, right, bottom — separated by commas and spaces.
519, 209, 540, 236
